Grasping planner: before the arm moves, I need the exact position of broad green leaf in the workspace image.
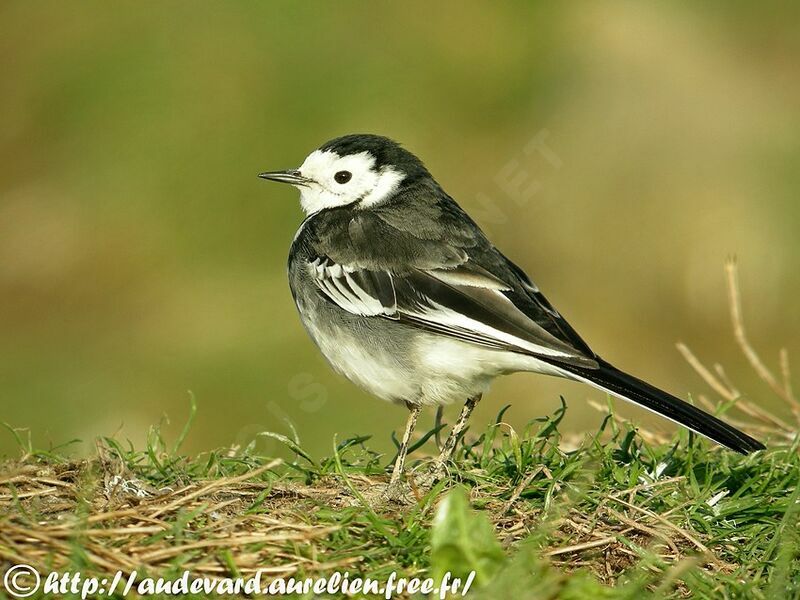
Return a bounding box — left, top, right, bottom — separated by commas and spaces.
430, 486, 506, 587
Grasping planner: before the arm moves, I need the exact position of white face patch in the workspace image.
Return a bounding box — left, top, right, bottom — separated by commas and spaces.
291, 149, 405, 214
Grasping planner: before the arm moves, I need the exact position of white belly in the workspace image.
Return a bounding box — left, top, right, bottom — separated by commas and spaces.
412, 336, 570, 405
305, 313, 571, 406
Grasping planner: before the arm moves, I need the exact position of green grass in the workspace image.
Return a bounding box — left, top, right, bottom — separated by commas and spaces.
1, 396, 798, 599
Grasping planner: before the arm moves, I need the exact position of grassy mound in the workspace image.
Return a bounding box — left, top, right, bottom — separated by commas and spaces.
1, 395, 798, 599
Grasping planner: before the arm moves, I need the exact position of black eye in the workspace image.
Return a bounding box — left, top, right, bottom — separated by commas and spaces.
334, 170, 352, 184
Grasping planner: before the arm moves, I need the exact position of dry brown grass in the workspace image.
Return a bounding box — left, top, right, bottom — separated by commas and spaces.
1, 448, 733, 588
0, 454, 368, 580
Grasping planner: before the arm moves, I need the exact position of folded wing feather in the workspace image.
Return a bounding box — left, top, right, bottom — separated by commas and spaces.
307, 257, 598, 368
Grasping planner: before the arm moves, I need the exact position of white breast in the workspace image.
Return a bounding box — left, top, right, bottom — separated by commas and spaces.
303, 318, 417, 403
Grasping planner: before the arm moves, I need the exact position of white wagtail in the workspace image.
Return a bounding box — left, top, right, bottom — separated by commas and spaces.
259, 134, 764, 493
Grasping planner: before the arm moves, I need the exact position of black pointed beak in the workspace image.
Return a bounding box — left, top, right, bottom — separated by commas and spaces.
257, 169, 312, 186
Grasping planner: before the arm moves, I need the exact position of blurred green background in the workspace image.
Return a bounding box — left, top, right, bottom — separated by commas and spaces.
1, 1, 798, 460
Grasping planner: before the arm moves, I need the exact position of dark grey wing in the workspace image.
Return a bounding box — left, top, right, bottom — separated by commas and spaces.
300, 194, 598, 367
308, 257, 396, 317
496, 253, 595, 358
305, 255, 597, 368
373, 194, 595, 357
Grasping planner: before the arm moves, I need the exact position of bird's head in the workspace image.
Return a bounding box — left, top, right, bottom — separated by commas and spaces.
259, 134, 429, 214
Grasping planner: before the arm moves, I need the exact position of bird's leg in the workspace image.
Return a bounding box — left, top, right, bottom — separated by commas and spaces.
386, 403, 421, 496
427, 394, 481, 480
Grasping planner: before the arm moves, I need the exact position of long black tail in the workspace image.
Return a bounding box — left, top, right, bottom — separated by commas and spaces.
558, 357, 765, 454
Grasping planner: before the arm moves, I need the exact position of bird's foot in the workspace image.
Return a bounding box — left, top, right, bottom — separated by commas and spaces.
383, 467, 443, 503
381, 481, 414, 504
412, 461, 447, 491
380, 461, 452, 503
